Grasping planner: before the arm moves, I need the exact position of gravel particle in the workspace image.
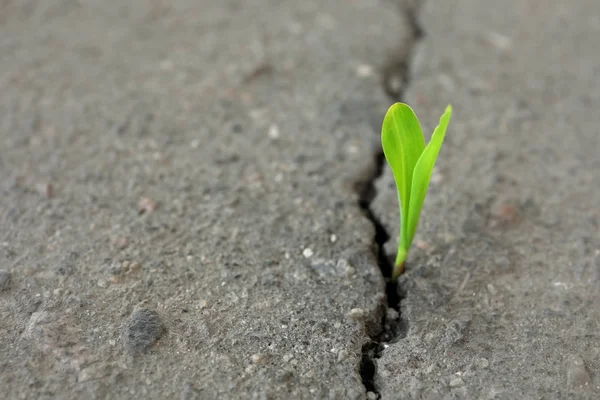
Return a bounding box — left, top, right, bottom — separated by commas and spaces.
431, 169, 444, 185
477, 358, 490, 369
386, 308, 399, 321
441, 317, 471, 346
356, 64, 374, 78
336, 259, 353, 276
112, 236, 129, 249
366, 391, 378, 400
129, 261, 142, 273
567, 355, 591, 388
78, 363, 106, 382
348, 308, 365, 319
124, 308, 165, 354
415, 239, 433, 251
268, 124, 280, 139
23, 311, 50, 339
494, 256, 510, 270
36, 182, 55, 198
491, 200, 521, 226
0, 270, 11, 291
250, 353, 268, 365
449, 377, 464, 387
138, 197, 158, 214
302, 248, 314, 258
311, 258, 337, 276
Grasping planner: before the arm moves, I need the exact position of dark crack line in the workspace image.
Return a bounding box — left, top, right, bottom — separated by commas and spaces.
357, 2, 426, 398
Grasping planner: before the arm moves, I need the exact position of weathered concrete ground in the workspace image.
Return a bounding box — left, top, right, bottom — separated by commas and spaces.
0, 1, 410, 399
0, 0, 598, 399
373, 0, 600, 398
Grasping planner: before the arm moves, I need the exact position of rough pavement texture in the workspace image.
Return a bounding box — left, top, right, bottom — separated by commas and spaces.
0, 1, 412, 399
372, 0, 600, 399
2, 0, 599, 399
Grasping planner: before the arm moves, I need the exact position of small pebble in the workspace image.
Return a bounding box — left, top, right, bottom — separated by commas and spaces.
356, 64, 374, 78
138, 197, 158, 214
336, 259, 355, 277
36, 183, 55, 198
486, 31, 512, 51
441, 317, 470, 346
330, 234, 337, 243
268, 124, 280, 139
344, 265, 356, 277
112, 236, 129, 249
491, 200, 521, 225
311, 258, 336, 276
346, 144, 359, 155
443, 233, 457, 243
366, 391, 378, 400
415, 240, 433, 251
449, 377, 464, 387
386, 308, 399, 321
129, 261, 142, 273
250, 353, 267, 365
567, 355, 591, 388
494, 256, 510, 269
302, 248, 314, 258
431, 169, 444, 185
348, 308, 365, 319
0, 270, 11, 292
124, 308, 165, 354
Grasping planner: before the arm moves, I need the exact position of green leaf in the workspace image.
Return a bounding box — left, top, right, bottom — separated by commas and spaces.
404, 105, 452, 249
381, 103, 426, 247
381, 103, 453, 281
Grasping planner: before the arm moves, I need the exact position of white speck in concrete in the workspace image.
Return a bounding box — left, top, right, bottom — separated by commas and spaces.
356, 64, 374, 78
268, 124, 280, 139
302, 248, 313, 258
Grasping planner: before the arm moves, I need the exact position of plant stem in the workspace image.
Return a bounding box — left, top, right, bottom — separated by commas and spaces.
392, 247, 407, 281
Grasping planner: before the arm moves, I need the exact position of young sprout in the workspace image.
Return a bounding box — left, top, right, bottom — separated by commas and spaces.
381, 103, 452, 281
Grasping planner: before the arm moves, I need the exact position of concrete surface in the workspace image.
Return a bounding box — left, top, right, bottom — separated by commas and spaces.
372, 0, 600, 399
1, 0, 599, 400
0, 1, 410, 399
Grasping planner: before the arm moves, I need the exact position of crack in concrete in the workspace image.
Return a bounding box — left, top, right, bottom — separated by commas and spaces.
356, 1, 426, 398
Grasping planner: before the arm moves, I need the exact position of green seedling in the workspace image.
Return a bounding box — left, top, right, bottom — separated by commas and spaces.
381, 103, 452, 281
